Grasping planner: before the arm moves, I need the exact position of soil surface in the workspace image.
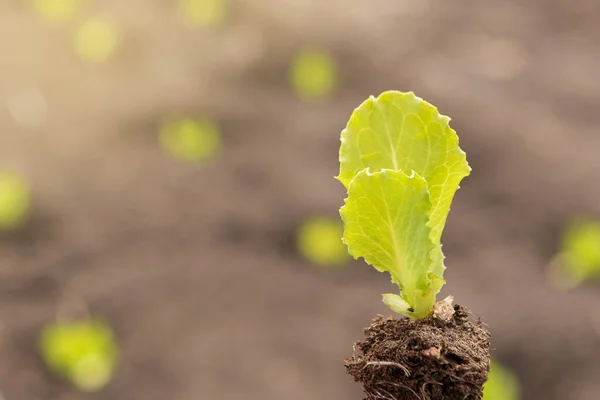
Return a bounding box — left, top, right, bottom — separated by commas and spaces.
1, 1, 600, 400
346, 305, 490, 400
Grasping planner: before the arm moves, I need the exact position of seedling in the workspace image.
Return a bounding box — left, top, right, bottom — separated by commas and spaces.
548, 217, 600, 288
0, 172, 31, 231
338, 91, 470, 319
159, 116, 221, 162
74, 18, 120, 63
483, 360, 520, 400
289, 49, 337, 101
180, 0, 227, 28
340, 91, 490, 399
296, 216, 349, 268
32, 0, 81, 23
39, 319, 119, 392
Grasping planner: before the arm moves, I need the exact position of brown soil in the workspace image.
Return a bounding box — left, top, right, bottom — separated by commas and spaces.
346, 305, 490, 400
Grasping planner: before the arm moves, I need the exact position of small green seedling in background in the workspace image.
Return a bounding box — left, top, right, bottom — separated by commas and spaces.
179, 0, 227, 28
296, 216, 349, 268
289, 49, 338, 101
39, 319, 119, 392
483, 360, 521, 400
74, 18, 120, 63
0, 172, 31, 231
32, 0, 81, 23
337, 91, 470, 319
547, 217, 600, 289
160, 117, 221, 162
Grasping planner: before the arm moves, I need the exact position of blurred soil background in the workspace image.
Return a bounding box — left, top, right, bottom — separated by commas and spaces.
1, 0, 600, 399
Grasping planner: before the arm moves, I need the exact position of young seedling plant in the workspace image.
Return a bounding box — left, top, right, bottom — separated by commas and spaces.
338, 91, 491, 399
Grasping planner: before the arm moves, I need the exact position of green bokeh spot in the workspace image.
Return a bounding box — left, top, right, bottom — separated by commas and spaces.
0, 172, 31, 231
33, 0, 80, 23
297, 216, 349, 267
74, 18, 120, 63
39, 319, 119, 392
559, 218, 600, 283
290, 50, 337, 101
483, 360, 520, 400
160, 117, 221, 162
180, 0, 227, 28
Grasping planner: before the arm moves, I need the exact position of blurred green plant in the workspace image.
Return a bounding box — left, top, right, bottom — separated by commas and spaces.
483, 360, 520, 400
160, 117, 221, 162
180, 0, 227, 28
39, 319, 119, 392
289, 50, 338, 101
297, 216, 349, 267
0, 172, 31, 231
74, 18, 120, 63
548, 217, 600, 288
32, 0, 81, 23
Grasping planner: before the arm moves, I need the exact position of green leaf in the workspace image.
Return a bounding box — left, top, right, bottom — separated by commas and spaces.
337, 91, 470, 244
340, 169, 440, 318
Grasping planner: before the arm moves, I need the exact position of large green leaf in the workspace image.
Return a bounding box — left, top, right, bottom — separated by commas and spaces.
337, 91, 470, 244
340, 169, 441, 318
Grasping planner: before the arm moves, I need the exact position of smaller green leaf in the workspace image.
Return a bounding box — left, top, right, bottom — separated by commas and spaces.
382, 293, 414, 317
340, 168, 440, 318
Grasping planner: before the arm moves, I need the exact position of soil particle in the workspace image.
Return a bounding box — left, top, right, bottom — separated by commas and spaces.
345, 304, 491, 400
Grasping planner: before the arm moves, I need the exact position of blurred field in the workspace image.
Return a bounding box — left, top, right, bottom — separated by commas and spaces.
1, 0, 600, 399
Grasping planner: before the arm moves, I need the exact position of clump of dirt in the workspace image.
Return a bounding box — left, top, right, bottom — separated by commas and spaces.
345, 304, 491, 400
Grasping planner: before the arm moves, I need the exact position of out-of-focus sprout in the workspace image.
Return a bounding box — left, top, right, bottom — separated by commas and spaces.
74, 18, 120, 63
160, 117, 221, 162
483, 360, 520, 400
0, 172, 31, 231
289, 49, 338, 101
32, 0, 81, 23
39, 319, 119, 392
548, 218, 600, 289
179, 0, 227, 28
296, 216, 349, 268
